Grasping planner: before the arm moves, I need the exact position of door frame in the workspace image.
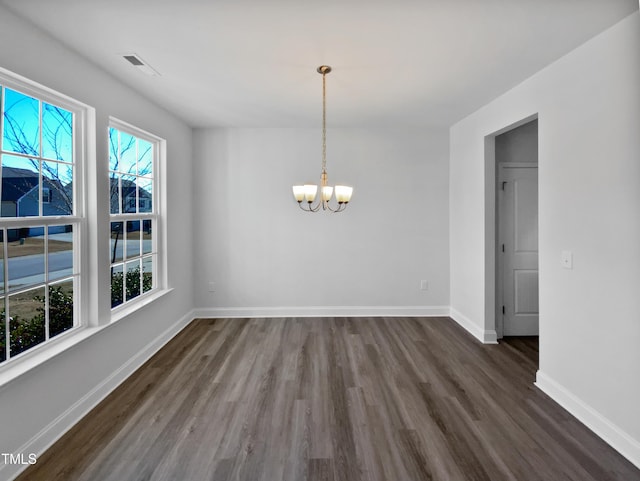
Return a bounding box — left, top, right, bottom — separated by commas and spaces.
483, 113, 538, 341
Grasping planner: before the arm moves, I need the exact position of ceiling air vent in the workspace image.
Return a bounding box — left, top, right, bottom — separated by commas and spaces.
121, 54, 159, 76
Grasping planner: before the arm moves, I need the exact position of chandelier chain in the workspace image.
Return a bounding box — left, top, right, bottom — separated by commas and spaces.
322, 70, 327, 173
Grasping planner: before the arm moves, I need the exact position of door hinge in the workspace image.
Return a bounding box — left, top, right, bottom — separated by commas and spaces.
502, 305, 505, 315
501, 181, 507, 191
502, 244, 505, 253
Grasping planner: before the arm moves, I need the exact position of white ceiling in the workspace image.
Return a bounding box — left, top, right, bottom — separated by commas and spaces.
3, 0, 637, 128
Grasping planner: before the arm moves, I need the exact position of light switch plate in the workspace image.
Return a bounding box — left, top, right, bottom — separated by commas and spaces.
561, 250, 573, 269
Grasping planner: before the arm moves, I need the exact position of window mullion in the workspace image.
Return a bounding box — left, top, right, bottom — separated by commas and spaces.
3, 227, 9, 361
118, 130, 122, 215
44, 226, 49, 341
0, 217, 82, 228
38, 99, 43, 217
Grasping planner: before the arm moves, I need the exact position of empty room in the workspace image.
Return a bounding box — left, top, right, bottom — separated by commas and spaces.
0, 0, 638, 480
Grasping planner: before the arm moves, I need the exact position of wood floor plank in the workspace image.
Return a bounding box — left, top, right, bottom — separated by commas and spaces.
15, 317, 640, 481
308, 458, 334, 481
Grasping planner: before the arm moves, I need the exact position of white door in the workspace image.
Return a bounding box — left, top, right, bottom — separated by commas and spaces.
499, 164, 539, 336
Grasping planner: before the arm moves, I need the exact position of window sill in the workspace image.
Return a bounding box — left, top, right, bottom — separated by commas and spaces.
0, 287, 173, 390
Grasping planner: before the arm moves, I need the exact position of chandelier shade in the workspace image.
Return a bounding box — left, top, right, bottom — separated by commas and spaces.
292, 65, 353, 213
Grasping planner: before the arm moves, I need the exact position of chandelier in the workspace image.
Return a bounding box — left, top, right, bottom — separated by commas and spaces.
292, 65, 353, 212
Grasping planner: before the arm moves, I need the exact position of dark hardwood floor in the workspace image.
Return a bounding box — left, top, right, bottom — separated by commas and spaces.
16, 317, 640, 481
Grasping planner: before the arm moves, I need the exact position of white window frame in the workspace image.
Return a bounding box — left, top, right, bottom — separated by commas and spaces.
0, 67, 88, 366
108, 118, 165, 317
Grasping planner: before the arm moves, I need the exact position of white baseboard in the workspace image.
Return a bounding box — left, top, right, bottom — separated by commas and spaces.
192, 305, 451, 319
535, 370, 640, 469
449, 308, 498, 344
3, 310, 195, 481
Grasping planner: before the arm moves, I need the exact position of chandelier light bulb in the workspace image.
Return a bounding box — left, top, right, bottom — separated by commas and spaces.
335, 185, 353, 204
303, 184, 318, 203
292, 185, 305, 202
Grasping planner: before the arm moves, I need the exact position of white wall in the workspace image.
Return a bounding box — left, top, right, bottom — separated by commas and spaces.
193, 127, 450, 316
0, 6, 194, 480
450, 12, 640, 466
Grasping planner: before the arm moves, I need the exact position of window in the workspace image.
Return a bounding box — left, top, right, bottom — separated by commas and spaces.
108, 122, 160, 310
0, 74, 85, 364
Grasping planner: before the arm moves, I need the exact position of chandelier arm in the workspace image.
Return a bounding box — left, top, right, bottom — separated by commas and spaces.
298, 199, 320, 212
324, 200, 348, 213
325, 201, 338, 212
309, 199, 322, 212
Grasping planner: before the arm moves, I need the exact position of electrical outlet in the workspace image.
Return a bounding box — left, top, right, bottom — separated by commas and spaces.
208, 282, 216, 292
561, 251, 573, 269
420, 280, 428, 291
